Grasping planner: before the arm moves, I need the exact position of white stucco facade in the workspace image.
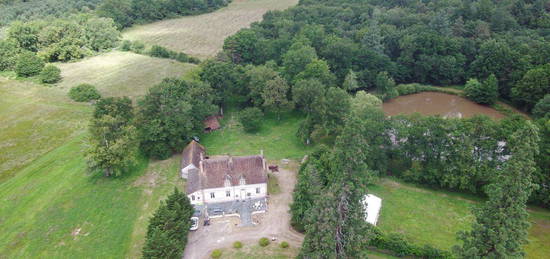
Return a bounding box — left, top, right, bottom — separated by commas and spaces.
188, 183, 267, 206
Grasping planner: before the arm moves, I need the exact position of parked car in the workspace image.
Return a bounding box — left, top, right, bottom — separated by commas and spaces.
190, 217, 199, 231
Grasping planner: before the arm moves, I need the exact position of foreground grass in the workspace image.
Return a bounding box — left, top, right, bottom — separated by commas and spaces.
370, 178, 550, 259
0, 77, 90, 182
56, 51, 196, 99
200, 110, 312, 160
123, 0, 299, 58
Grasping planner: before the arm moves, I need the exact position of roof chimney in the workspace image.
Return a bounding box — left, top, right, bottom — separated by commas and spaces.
200, 152, 204, 161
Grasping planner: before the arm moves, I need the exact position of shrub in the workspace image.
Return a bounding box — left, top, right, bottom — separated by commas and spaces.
239, 107, 263, 132
131, 41, 145, 53
0, 39, 20, 71
39, 65, 62, 83
258, 237, 270, 247
233, 241, 243, 249
149, 45, 172, 59
280, 241, 289, 248
15, 52, 44, 77
464, 75, 498, 105
69, 84, 101, 102
121, 40, 132, 51
211, 249, 222, 259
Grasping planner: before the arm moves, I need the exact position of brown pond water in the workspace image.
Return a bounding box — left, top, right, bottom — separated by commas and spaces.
383, 92, 506, 119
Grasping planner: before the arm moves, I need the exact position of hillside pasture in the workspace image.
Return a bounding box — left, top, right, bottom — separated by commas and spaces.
0, 77, 90, 182
56, 51, 196, 99
370, 178, 550, 259
122, 0, 299, 59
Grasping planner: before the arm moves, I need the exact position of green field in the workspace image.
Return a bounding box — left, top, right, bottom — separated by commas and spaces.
200, 109, 313, 161
0, 49, 195, 256
56, 51, 196, 99
0, 77, 90, 182
123, 0, 299, 58
370, 178, 550, 259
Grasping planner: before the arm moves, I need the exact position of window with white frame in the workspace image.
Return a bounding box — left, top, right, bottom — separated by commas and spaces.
210, 192, 215, 199
226, 190, 230, 197
191, 195, 195, 201
256, 187, 260, 194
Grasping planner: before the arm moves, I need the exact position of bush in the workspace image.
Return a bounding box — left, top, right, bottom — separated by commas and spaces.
149, 45, 172, 59
396, 83, 458, 96
131, 41, 145, 54
69, 84, 101, 102
39, 65, 62, 83
233, 241, 243, 249
369, 227, 451, 258
280, 241, 289, 248
258, 237, 270, 247
211, 249, 222, 259
464, 75, 498, 105
0, 39, 20, 71
239, 107, 263, 132
15, 52, 45, 77
121, 40, 132, 51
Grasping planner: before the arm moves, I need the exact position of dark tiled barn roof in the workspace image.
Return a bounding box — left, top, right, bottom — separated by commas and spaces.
181, 140, 205, 170
203, 115, 221, 131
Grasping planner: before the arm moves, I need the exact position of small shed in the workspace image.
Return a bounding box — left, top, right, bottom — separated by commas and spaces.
362, 194, 382, 226
203, 115, 221, 133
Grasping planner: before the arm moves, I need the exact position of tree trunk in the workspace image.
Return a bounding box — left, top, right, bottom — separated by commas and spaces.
104, 168, 112, 177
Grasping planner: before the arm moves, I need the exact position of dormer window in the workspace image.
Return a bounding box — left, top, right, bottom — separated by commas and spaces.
224, 178, 231, 187
239, 176, 246, 185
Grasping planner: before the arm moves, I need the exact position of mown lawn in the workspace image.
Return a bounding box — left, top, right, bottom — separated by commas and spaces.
200, 110, 312, 160
370, 178, 550, 259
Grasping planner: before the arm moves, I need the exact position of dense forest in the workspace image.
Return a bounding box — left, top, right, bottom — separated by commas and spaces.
0, 0, 231, 29
223, 0, 550, 111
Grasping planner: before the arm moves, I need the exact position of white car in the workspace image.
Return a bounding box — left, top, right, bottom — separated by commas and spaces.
190, 217, 199, 231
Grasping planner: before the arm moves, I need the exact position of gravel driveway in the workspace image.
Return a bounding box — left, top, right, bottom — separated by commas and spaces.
183, 164, 304, 259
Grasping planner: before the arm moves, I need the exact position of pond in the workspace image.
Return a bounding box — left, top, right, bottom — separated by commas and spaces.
382, 92, 506, 119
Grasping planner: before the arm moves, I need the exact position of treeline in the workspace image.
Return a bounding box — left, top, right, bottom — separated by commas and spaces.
97, 0, 231, 28
0, 13, 119, 68
86, 78, 216, 177
222, 0, 550, 112
0, 0, 101, 26
291, 96, 542, 258
142, 188, 194, 258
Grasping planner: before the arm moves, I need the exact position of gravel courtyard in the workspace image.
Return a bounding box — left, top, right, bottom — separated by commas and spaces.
183, 163, 304, 259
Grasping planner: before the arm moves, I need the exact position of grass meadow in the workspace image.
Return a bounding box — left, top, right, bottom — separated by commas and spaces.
0, 49, 196, 256
199, 109, 313, 161
56, 51, 196, 99
370, 178, 550, 259
122, 0, 299, 58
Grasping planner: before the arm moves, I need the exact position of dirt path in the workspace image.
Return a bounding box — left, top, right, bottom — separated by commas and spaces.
183, 165, 304, 259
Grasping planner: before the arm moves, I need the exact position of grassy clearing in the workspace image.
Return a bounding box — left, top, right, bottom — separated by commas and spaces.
267, 173, 281, 195
0, 71, 187, 257
56, 51, 196, 99
200, 110, 312, 160
370, 178, 550, 258
219, 243, 300, 259
123, 0, 299, 58
0, 77, 90, 182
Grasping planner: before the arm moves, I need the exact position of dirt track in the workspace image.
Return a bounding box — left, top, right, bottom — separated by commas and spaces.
183, 165, 304, 259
